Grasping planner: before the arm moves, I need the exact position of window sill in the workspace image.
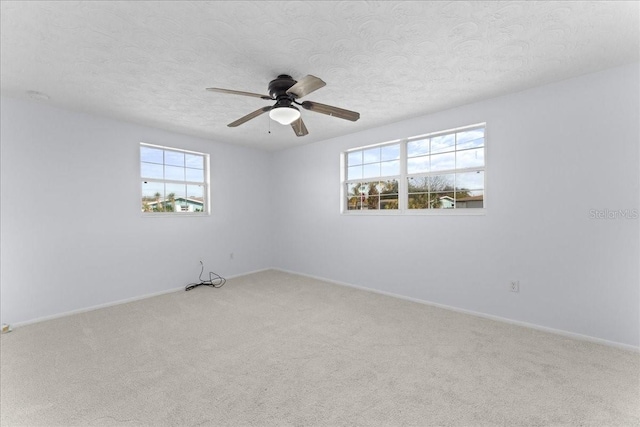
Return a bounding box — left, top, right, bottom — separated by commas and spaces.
141, 212, 210, 218
341, 209, 486, 216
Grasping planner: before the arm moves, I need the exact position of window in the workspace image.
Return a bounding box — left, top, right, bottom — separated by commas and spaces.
140, 143, 209, 214
343, 124, 485, 213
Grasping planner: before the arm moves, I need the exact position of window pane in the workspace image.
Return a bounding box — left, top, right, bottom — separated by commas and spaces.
380, 193, 399, 210
381, 144, 400, 161
430, 152, 455, 171
187, 184, 204, 199
346, 182, 360, 197
141, 181, 164, 212
378, 179, 398, 195
363, 147, 380, 164
407, 156, 430, 174
141, 162, 163, 179
358, 181, 376, 195
365, 195, 380, 210
380, 160, 399, 177
142, 181, 164, 198
186, 184, 205, 212
429, 174, 455, 192
185, 154, 203, 169
408, 177, 428, 192
165, 165, 185, 181
457, 129, 484, 150
456, 190, 484, 208
186, 168, 204, 182
407, 139, 429, 157
141, 146, 163, 164
379, 180, 398, 210
166, 183, 186, 199
347, 196, 361, 210
457, 148, 484, 169
456, 171, 484, 191
347, 151, 363, 166
363, 163, 380, 179
164, 183, 185, 212
347, 165, 362, 180
431, 134, 455, 154
432, 192, 455, 209
408, 193, 429, 209
165, 151, 184, 167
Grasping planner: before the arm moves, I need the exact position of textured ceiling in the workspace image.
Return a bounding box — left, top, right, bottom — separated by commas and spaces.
1, 1, 639, 151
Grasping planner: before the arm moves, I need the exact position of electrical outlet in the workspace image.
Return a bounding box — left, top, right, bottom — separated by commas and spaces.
510, 281, 520, 292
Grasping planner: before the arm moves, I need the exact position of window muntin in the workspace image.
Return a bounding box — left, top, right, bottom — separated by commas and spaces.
140, 143, 209, 214
343, 125, 485, 213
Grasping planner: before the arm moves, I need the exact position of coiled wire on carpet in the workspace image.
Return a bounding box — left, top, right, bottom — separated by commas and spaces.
185, 261, 226, 291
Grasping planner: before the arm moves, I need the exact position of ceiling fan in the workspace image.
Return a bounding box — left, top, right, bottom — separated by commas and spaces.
206, 74, 360, 137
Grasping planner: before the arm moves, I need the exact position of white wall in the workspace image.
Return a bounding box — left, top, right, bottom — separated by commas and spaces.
271, 63, 640, 348
2, 64, 638, 348
1, 97, 274, 325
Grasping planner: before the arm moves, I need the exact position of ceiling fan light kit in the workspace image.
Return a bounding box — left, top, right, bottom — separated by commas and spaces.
269, 105, 300, 125
206, 74, 360, 137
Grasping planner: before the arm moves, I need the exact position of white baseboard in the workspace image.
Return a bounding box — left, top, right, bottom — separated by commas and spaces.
9, 266, 638, 353
11, 285, 185, 329
10, 268, 272, 329
272, 268, 640, 353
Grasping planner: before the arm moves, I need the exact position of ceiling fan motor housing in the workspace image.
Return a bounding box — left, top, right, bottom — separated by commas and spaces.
268, 75, 297, 101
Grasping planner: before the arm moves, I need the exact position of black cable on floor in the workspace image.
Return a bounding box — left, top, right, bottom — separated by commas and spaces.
185, 261, 226, 291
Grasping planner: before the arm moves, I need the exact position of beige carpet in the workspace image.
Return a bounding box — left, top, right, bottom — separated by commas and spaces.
1, 270, 638, 426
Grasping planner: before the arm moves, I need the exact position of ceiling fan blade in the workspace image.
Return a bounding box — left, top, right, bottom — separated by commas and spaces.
228, 106, 272, 127
206, 87, 272, 100
300, 101, 360, 122
290, 117, 309, 137
286, 75, 326, 99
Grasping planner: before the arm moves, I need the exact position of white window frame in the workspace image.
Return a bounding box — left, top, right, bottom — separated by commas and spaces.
341, 123, 486, 215
140, 143, 210, 216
